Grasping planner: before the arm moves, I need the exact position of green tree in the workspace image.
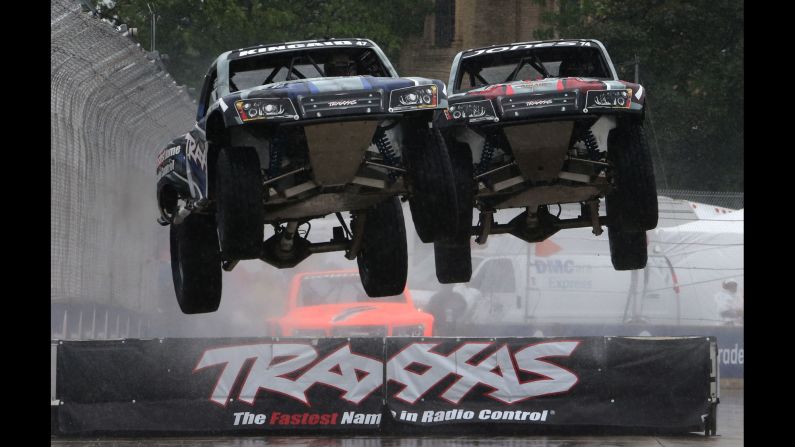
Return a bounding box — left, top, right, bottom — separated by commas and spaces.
535, 0, 743, 191
97, 0, 431, 95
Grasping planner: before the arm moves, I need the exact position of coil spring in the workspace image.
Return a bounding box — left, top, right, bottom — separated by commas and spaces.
475, 136, 497, 176
580, 129, 600, 160
268, 131, 286, 178
373, 127, 400, 180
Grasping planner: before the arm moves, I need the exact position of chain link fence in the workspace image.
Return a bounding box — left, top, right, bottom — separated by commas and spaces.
657, 189, 744, 210
51, 0, 195, 316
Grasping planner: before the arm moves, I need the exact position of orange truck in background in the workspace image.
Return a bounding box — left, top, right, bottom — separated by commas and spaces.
268, 270, 434, 337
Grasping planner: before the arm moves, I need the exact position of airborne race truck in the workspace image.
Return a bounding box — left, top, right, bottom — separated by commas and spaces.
155, 38, 461, 314
433, 39, 658, 284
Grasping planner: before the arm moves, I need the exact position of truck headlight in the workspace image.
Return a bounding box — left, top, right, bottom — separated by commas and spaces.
389, 85, 438, 112
391, 324, 425, 337
583, 89, 632, 113
235, 98, 299, 121
448, 100, 498, 123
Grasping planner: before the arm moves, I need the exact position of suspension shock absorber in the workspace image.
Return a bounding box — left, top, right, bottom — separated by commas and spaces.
268, 130, 287, 178
580, 128, 600, 160
474, 135, 497, 176
373, 127, 401, 180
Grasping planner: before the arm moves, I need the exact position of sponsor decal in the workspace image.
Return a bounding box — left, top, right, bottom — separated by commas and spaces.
237, 40, 368, 58
533, 260, 593, 289
534, 259, 592, 275
185, 132, 206, 172
328, 99, 358, 107
463, 41, 592, 58
156, 145, 180, 166
519, 80, 552, 88
156, 160, 175, 181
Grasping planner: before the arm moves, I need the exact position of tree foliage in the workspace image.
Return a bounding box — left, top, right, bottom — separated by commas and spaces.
535, 0, 743, 191
96, 0, 431, 95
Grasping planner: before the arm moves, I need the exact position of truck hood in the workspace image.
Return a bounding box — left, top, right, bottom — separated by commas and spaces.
278, 302, 421, 325
451, 77, 642, 100
213, 76, 448, 125
445, 77, 645, 121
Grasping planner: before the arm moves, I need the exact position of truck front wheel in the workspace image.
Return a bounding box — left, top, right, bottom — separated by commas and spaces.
404, 123, 459, 243
357, 197, 408, 297
433, 141, 474, 283
605, 120, 658, 232
215, 147, 264, 260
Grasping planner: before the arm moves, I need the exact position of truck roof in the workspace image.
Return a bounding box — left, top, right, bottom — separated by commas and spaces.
227, 38, 376, 61
459, 39, 605, 57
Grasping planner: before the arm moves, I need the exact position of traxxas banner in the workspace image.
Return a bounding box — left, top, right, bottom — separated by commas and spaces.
385, 337, 714, 429
55, 337, 715, 435
56, 338, 385, 434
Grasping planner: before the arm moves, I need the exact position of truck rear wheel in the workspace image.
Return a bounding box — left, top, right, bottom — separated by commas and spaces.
357, 197, 408, 297
215, 147, 264, 260
170, 214, 222, 314
434, 141, 474, 283
608, 226, 648, 270
434, 241, 472, 283
606, 120, 658, 232
404, 122, 458, 243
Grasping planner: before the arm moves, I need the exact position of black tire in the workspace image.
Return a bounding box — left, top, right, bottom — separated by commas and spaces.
357, 197, 408, 297
608, 226, 648, 270
434, 141, 474, 283
170, 214, 222, 314
426, 291, 467, 336
215, 146, 264, 260
606, 120, 658, 232
404, 123, 458, 243
434, 241, 472, 283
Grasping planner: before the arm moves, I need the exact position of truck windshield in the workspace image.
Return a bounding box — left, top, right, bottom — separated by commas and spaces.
297, 273, 405, 307
455, 46, 611, 92
228, 48, 390, 92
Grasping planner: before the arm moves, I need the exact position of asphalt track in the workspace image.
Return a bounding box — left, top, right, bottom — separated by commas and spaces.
51, 389, 742, 447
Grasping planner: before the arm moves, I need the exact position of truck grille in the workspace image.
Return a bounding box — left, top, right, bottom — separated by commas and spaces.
499, 91, 579, 119
300, 91, 383, 118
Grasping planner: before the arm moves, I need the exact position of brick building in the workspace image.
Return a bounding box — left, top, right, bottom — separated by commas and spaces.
398, 0, 555, 81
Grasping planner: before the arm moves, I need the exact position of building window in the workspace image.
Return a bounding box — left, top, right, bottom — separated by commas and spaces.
435, 0, 455, 48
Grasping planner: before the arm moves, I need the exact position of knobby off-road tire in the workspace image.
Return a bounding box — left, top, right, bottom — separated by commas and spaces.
215, 147, 264, 260
606, 120, 658, 232
357, 197, 408, 297
434, 141, 474, 283
608, 226, 648, 270
170, 214, 222, 314
404, 122, 459, 243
